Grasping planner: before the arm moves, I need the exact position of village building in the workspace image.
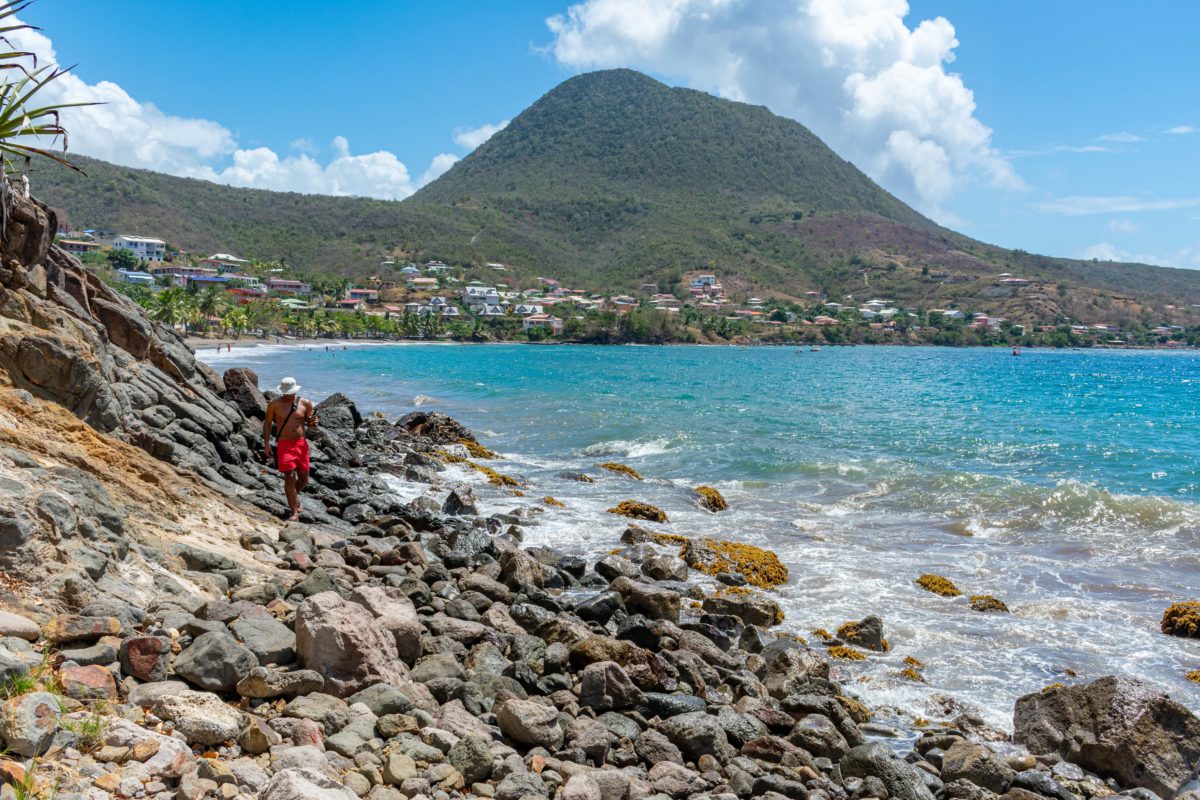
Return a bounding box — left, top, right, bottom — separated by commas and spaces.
113, 235, 167, 263
522, 313, 563, 333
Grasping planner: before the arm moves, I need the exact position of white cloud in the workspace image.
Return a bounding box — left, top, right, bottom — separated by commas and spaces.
1165, 125, 1195, 135
8, 18, 447, 200
1079, 241, 1200, 269
1107, 218, 1137, 233
454, 120, 510, 150
420, 153, 460, 185
1097, 131, 1145, 143
1036, 195, 1200, 216
1006, 143, 1112, 158
545, 0, 1021, 219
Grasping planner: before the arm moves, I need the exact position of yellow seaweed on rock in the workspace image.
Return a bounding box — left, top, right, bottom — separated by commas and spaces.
812, 628, 834, 642
607, 500, 668, 523
469, 462, 519, 487
460, 438, 499, 459
916, 574, 962, 597
542, 496, 566, 508
689, 539, 788, 589
898, 668, 926, 682
1161, 601, 1200, 638
693, 486, 728, 512
903, 655, 925, 669
836, 695, 872, 723
600, 463, 643, 481
1186, 670, 1200, 685
969, 595, 1010, 613
827, 645, 867, 661
433, 449, 466, 463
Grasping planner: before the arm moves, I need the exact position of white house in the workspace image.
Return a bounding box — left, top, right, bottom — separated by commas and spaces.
113, 235, 166, 263
513, 304, 544, 316
523, 313, 563, 333
115, 269, 155, 286
201, 253, 250, 272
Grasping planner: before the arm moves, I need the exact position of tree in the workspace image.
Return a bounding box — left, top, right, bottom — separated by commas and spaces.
195, 286, 228, 331
107, 248, 141, 271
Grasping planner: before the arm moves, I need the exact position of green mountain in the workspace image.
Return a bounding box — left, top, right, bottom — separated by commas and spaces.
31, 69, 1200, 324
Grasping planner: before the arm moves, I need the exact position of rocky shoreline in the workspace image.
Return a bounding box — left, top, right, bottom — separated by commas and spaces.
0, 184, 1196, 799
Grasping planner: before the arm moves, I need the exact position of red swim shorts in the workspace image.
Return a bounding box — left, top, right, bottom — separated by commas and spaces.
276, 438, 310, 473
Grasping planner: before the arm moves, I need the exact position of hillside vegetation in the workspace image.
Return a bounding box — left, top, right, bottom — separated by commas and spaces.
30, 69, 1200, 324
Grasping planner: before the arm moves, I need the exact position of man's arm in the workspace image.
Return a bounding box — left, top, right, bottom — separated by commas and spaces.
305, 399, 320, 429
262, 403, 275, 458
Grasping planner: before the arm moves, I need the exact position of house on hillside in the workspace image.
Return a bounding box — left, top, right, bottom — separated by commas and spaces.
59, 239, 101, 257
348, 288, 379, 303
407, 277, 439, 290
113, 235, 167, 263
115, 269, 155, 287
153, 264, 218, 286
226, 286, 266, 303
202, 253, 251, 272
266, 278, 312, 296
523, 314, 563, 333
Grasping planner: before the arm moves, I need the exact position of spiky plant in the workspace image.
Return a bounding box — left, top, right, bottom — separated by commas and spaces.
0, 1, 95, 175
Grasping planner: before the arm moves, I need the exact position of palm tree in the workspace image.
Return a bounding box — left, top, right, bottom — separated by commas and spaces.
149, 287, 196, 331
222, 306, 249, 336
195, 286, 227, 333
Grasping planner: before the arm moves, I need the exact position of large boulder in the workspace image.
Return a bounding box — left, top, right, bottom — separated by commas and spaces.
1013, 676, 1200, 798
315, 393, 363, 432
658, 711, 735, 763
259, 768, 357, 800
0, 691, 59, 756
223, 368, 267, 420
349, 585, 421, 666
496, 698, 565, 750
154, 690, 244, 746
294, 591, 410, 697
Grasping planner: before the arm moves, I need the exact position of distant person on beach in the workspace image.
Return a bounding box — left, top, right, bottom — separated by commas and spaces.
263, 377, 319, 521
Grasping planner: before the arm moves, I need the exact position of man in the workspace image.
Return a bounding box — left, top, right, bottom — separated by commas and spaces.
263, 376, 319, 521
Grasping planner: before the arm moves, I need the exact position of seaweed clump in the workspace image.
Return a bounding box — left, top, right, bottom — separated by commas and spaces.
827, 645, 866, 661
898, 668, 926, 683
1186, 670, 1200, 685
542, 496, 566, 508
607, 501, 669, 523
460, 438, 499, 459
693, 486, 728, 512
600, 463, 643, 481
916, 574, 962, 598
970, 595, 1010, 613
470, 463, 519, 487
811, 628, 834, 642
836, 695, 872, 724
1161, 601, 1200, 638
434, 449, 466, 464
685, 538, 788, 589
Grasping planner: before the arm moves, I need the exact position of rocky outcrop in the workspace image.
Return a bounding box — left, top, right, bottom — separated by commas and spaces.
1013, 676, 1200, 798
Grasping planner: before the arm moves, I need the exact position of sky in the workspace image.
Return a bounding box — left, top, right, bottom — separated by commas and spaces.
19, 0, 1200, 269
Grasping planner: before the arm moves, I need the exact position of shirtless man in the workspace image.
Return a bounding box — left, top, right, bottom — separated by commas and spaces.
263, 376, 319, 521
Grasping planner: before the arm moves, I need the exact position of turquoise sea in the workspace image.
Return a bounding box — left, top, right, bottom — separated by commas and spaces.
202, 343, 1200, 726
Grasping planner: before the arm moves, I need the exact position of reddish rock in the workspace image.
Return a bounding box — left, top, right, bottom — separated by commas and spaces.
41, 615, 121, 646
120, 636, 171, 682
59, 664, 117, 701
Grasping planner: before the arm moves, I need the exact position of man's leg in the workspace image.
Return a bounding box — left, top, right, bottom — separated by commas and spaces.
283, 470, 300, 521
296, 469, 310, 493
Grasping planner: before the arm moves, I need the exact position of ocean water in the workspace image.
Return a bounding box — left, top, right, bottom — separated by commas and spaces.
201, 343, 1200, 727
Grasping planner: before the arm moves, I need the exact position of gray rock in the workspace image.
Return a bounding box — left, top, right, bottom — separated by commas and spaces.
154, 690, 244, 746
840, 742, 936, 800
295, 591, 410, 697
59, 641, 118, 667
610, 576, 680, 622
346, 683, 413, 716
283, 692, 348, 725
236, 666, 325, 699
231, 616, 297, 666
127, 680, 189, 707
579, 660, 644, 711
173, 631, 258, 692
0, 691, 59, 756
448, 734, 493, 784
789, 713, 850, 760
1013, 676, 1200, 799
941, 741, 1014, 794
0, 611, 39, 641
636, 728, 684, 765
658, 711, 735, 763
496, 698, 565, 750
349, 585, 421, 666
560, 774, 603, 800
259, 768, 357, 800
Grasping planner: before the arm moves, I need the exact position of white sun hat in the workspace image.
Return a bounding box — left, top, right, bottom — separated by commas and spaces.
275, 377, 302, 395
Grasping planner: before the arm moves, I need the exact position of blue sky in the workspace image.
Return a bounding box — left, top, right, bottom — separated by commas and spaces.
24, 1, 1200, 269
